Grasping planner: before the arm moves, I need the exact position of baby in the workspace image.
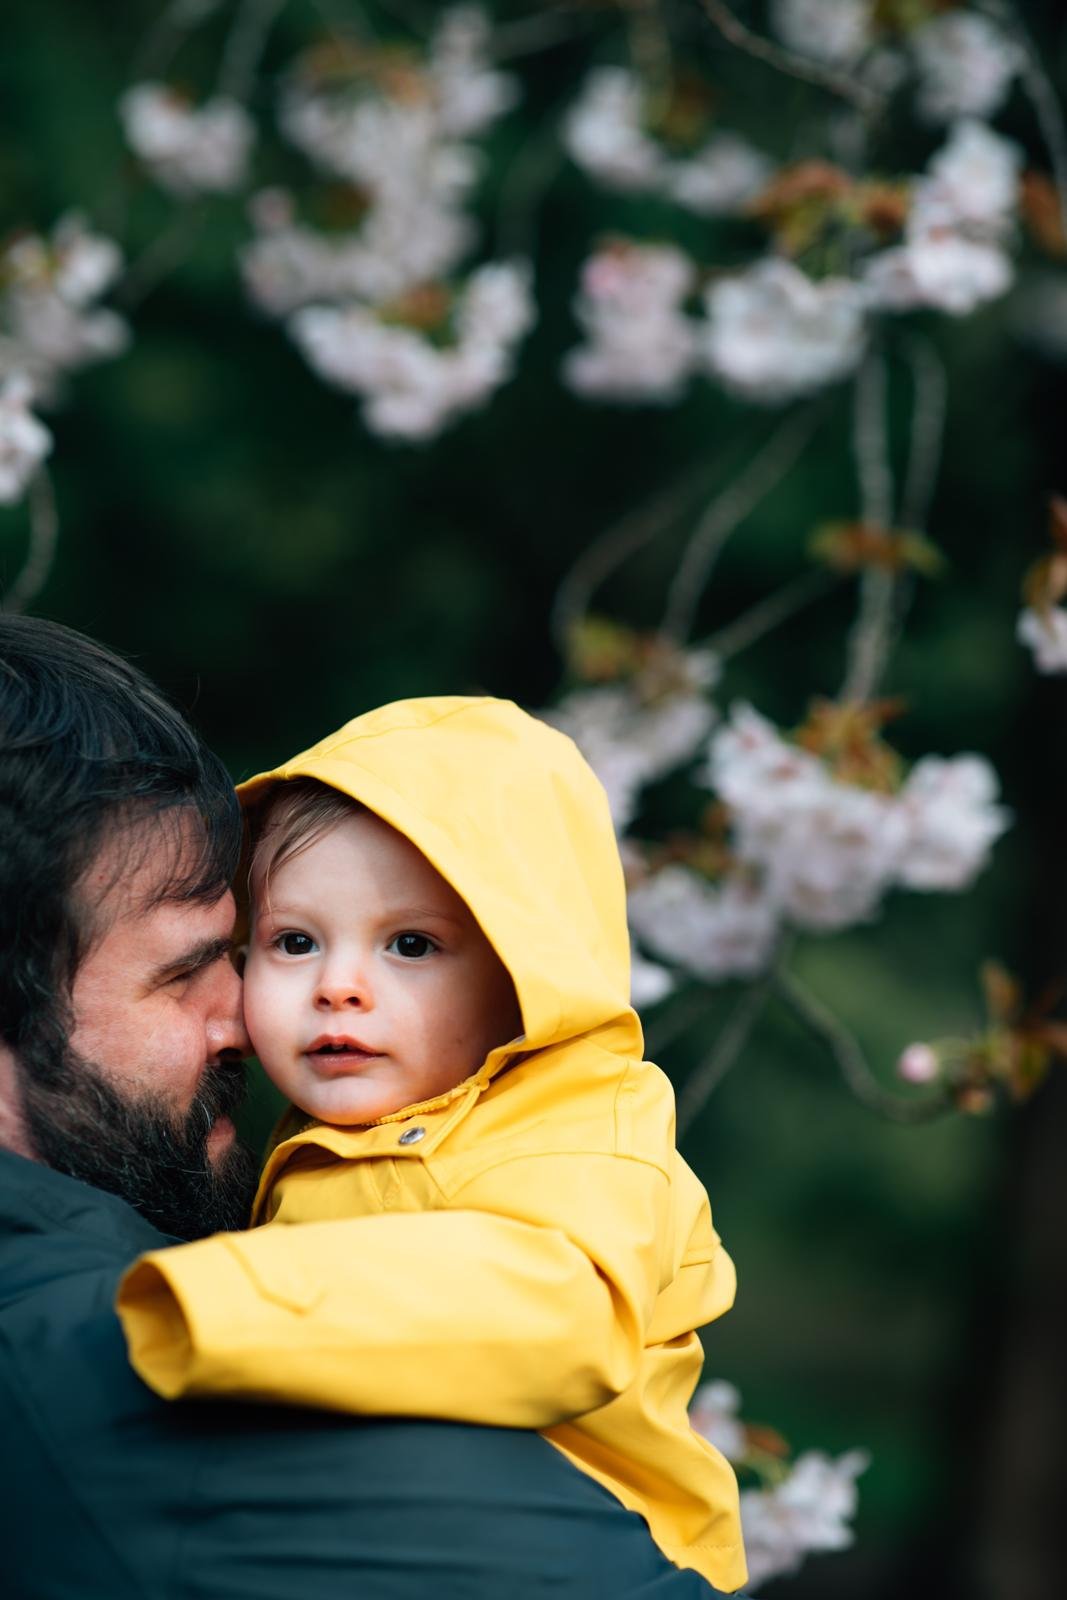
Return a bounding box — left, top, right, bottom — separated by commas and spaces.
117, 696, 747, 1591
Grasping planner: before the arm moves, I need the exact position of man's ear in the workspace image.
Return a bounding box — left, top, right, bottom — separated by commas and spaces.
0, 1039, 36, 1160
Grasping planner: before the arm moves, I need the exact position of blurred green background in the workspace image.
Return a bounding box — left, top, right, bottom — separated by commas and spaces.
4, 3, 1067, 1596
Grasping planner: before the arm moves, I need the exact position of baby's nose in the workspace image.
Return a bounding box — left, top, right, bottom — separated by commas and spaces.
313, 975, 369, 1009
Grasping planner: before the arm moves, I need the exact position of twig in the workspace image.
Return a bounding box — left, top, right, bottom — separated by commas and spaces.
117, 204, 207, 310
775, 966, 953, 1124
550, 458, 718, 655
662, 402, 825, 643
704, 568, 837, 661
644, 983, 716, 1060
852, 345, 893, 529
217, 0, 289, 103
694, 0, 883, 116
978, 0, 1067, 244
1, 472, 59, 616
130, 0, 223, 84
623, 0, 673, 117
842, 349, 896, 702
900, 333, 947, 533
676, 972, 774, 1136
495, 115, 566, 261
493, 4, 597, 62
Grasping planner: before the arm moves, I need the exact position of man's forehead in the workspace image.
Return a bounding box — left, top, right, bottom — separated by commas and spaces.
79, 810, 233, 937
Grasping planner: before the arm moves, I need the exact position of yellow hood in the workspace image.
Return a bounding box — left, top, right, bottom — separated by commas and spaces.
237, 696, 642, 1060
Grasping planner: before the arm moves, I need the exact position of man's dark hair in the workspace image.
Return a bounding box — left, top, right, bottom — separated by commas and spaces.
0, 614, 242, 1062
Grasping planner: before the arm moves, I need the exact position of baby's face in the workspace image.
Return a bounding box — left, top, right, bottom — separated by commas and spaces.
243, 810, 522, 1125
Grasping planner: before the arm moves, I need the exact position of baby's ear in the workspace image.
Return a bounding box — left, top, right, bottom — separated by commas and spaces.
231, 943, 248, 978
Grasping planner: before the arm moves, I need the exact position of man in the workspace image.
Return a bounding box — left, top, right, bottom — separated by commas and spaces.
0, 614, 729, 1598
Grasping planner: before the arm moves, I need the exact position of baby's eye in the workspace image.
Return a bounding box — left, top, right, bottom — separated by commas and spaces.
388, 932, 437, 960
275, 931, 316, 956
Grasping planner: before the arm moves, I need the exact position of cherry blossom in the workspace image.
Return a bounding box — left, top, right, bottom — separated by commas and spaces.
289, 261, 533, 441
863, 121, 1021, 316
910, 12, 1022, 124
428, 6, 520, 138
627, 864, 780, 981
0, 215, 128, 401
689, 1379, 747, 1463
0, 375, 53, 505
769, 0, 874, 66
919, 120, 1022, 235
896, 756, 1011, 891
863, 230, 1012, 317
669, 134, 773, 218
563, 242, 701, 404
119, 83, 254, 195
705, 705, 1008, 934
741, 1449, 869, 1587
1017, 606, 1067, 673
548, 670, 717, 831
704, 259, 867, 403
565, 68, 769, 218
564, 68, 665, 193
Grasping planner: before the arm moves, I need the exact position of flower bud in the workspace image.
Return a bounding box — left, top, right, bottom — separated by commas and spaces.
896, 1042, 940, 1084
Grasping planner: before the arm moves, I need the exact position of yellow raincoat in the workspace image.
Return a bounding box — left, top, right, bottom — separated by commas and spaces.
116, 696, 747, 1590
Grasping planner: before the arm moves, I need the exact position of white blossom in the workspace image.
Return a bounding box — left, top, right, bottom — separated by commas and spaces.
429, 6, 520, 137
706, 705, 1006, 932
689, 1380, 747, 1463
548, 674, 717, 831
564, 243, 701, 404
863, 231, 1013, 316
863, 122, 1021, 317
0, 375, 53, 505
564, 68, 665, 193
669, 133, 774, 217
896, 756, 1009, 891
630, 946, 676, 1010
289, 261, 533, 441
0, 215, 128, 400
704, 259, 866, 403
1018, 606, 1067, 673
741, 1449, 869, 1588
119, 83, 254, 195
769, 0, 874, 65
918, 120, 1022, 236
911, 13, 1022, 124
627, 864, 779, 981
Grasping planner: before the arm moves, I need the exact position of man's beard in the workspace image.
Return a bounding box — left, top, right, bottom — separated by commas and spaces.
15, 1039, 259, 1241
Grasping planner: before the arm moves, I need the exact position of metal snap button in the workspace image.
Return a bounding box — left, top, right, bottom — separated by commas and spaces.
398, 1125, 426, 1146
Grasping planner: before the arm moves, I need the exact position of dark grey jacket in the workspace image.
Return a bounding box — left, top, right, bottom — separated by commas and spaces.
0, 1150, 729, 1599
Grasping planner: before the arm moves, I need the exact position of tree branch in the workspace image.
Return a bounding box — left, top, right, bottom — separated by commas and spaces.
217, 0, 288, 103
1, 471, 59, 616
693, 0, 883, 116
775, 966, 953, 1124
842, 348, 896, 702
662, 402, 825, 644
900, 333, 947, 533
550, 458, 717, 655
676, 972, 775, 1137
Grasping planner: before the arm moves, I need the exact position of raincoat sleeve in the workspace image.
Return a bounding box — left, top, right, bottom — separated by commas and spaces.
116, 1147, 727, 1428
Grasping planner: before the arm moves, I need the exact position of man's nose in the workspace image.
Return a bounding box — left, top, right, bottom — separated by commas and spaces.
206, 957, 252, 1061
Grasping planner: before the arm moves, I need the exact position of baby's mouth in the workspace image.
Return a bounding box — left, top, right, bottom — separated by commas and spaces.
306, 1036, 382, 1070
